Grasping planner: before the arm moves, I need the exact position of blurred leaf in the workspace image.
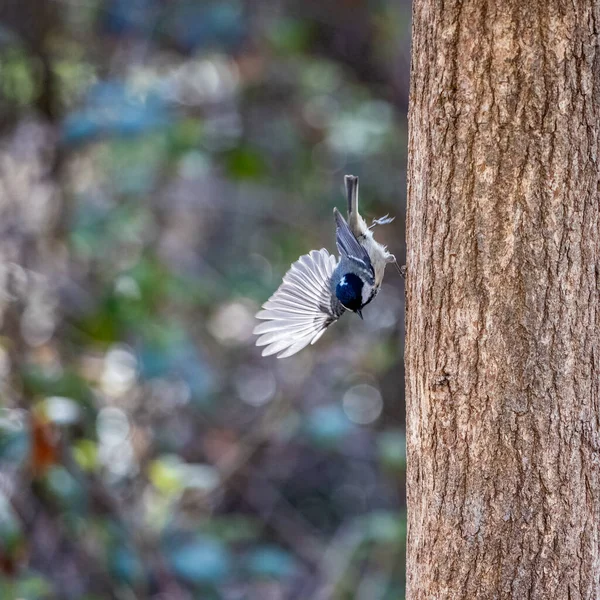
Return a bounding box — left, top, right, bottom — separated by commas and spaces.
22, 368, 94, 407
267, 18, 315, 55
150, 456, 220, 499
301, 61, 343, 93
127, 257, 171, 306
102, 138, 167, 196
168, 118, 203, 156
167, 537, 231, 585
74, 300, 120, 343
54, 57, 97, 109
200, 515, 260, 543
377, 429, 406, 472
71, 202, 151, 260
0, 491, 23, 554
223, 146, 267, 180
362, 339, 399, 372
0, 47, 36, 106
0, 572, 53, 599
72, 439, 98, 472
148, 457, 184, 496
363, 511, 406, 544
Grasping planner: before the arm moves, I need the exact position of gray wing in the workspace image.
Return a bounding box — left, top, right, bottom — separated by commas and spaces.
345, 174, 360, 233
333, 208, 375, 283
254, 249, 344, 358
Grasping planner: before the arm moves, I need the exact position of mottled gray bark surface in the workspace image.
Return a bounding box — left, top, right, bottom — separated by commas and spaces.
405, 1, 600, 598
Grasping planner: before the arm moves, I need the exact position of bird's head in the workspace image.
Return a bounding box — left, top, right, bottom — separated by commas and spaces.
335, 273, 365, 318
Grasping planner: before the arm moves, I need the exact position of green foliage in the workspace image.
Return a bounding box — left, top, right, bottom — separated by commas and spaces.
377, 429, 406, 472
223, 146, 268, 181
22, 368, 93, 406
363, 511, 406, 545
0, 573, 53, 600
0, 492, 22, 554
0, 47, 37, 106
266, 18, 316, 55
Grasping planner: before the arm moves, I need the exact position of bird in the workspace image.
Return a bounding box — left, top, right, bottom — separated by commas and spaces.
253, 175, 401, 358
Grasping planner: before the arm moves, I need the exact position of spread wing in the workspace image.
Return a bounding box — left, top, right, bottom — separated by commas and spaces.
333, 208, 375, 284
254, 249, 345, 358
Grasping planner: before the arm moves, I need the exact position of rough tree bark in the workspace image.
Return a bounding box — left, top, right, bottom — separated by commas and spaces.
405, 1, 600, 599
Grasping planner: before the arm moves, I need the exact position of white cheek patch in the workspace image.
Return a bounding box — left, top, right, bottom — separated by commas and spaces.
361, 284, 372, 305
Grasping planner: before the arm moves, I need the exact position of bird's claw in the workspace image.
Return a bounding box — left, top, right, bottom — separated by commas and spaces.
386, 253, 406, 278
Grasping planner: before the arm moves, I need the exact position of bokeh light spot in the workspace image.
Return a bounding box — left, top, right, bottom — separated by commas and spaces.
342, 384, 383, 425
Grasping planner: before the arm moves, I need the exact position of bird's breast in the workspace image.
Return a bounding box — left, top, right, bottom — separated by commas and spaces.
360, 233, 390, 286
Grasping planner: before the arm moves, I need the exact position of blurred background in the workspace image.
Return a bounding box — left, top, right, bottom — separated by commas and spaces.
0, 1, 410, 598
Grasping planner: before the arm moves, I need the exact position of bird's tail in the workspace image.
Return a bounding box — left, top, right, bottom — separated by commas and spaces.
345, 175, 360, 233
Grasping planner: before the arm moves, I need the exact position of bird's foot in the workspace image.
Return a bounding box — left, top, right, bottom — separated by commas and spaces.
386, 254, 406, 278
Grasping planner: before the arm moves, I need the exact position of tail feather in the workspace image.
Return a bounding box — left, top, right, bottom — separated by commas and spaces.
344, 175, 360, 232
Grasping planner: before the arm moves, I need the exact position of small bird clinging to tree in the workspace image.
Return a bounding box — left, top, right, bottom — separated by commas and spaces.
254, 175, 401, 358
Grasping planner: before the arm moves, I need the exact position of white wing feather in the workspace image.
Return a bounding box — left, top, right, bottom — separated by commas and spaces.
254, 249, 342, 358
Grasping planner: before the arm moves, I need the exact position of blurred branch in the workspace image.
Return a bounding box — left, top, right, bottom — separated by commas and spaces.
313, 523, 363, 600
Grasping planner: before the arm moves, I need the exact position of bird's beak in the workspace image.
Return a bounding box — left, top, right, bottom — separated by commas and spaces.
356, 310, 363, 320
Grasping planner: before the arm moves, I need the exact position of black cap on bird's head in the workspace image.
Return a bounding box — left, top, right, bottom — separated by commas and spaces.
335, 273, 364, 318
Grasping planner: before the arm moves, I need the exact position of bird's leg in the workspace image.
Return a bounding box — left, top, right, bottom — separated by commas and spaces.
386, 253, 406, 278
369, 214, 395, 230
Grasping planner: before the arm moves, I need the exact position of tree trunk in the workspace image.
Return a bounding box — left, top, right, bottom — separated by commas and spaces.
405, 1, 600, 599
